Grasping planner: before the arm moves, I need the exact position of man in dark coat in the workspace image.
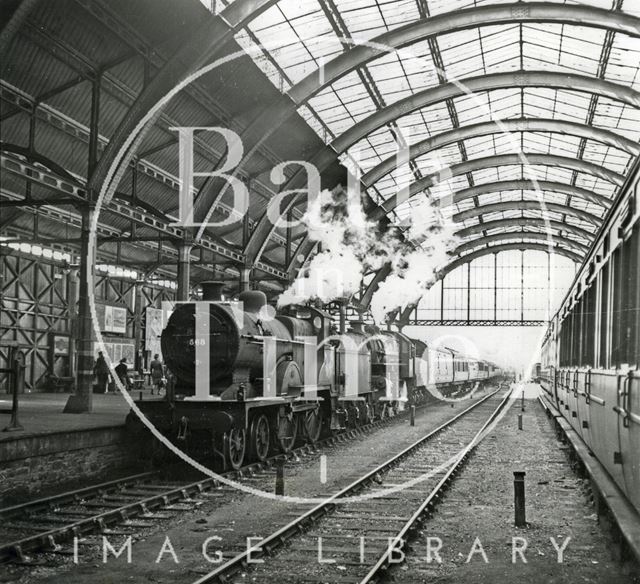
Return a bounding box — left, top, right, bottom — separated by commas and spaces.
114, 358, 131, 390
93, 351, 110, 393
149, 353, 164, 395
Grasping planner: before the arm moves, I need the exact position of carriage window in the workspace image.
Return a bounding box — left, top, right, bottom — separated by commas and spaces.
583, 284, 596, 367
599, 263, 610, 368
623, 223, 639, 366
611, 246, 624, 366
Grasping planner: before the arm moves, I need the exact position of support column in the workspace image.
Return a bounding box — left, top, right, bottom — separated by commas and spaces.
67, 268, 79, 379
176, 239, 193, 302
285, 209, 292, 268
239, 265, 252, 293
64, 205, 96, 413
241, 205, 252, 293
64, 71, 100, 413
133, 281, 144, 372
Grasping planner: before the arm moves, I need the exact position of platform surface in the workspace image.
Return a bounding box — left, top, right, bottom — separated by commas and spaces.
0, 388, 163, 441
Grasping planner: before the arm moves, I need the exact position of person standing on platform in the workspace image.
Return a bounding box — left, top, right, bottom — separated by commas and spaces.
94, 351, 110, 393
114, 357, 131, 391
149, 354, 164, 395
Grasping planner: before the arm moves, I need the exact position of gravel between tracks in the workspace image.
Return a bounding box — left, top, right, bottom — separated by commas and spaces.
389, 389, 638, 584
1, 388, 492, 584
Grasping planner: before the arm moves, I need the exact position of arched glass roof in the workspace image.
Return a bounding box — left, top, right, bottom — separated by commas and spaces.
225, 0, 640, 264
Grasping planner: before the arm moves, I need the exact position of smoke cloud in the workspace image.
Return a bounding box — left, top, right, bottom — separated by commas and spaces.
277, 187, 458, 322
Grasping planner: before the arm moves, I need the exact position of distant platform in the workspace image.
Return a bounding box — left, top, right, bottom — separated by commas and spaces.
509, 381, 543, 399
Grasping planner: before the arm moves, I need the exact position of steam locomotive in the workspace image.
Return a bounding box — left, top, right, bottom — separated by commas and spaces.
132, 281, 502, 469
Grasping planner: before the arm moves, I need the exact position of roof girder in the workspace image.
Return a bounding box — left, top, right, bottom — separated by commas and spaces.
455, 217, 594, 241
449, 180, 611, 208
452, 201, 602, 227
374, 153, 622, 220
361, 118, 640, 188
358, 226, 587, 313
332, 72, 640, 155
454, 232, 588, 255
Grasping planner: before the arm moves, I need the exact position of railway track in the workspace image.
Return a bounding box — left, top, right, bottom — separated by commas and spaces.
0, 386, 485, 565
190, 386, 513, 584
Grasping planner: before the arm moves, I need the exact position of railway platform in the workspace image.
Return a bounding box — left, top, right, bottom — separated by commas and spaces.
0, 389, 160, 440
0, 389, 162, 507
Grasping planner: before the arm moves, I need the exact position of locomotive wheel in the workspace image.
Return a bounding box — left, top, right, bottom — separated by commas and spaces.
276, 408, 297, 453
250, 414, 270, 462
225, 428, 246, 470
303, 407, 322, 444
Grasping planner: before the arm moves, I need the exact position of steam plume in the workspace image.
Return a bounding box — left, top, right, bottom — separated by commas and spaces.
278, 187, 458, 322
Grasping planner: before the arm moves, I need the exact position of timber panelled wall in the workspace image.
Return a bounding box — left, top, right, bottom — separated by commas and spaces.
0, 249, 175, 391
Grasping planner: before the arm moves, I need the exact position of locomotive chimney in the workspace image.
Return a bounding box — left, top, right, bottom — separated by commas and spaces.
349, 319, 365, 333
201, 281, 225, 301
239, 290, 267, 313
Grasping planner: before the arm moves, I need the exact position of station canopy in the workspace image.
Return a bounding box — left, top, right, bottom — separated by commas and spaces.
230, 0, 640, 265
1, 0, 640, 301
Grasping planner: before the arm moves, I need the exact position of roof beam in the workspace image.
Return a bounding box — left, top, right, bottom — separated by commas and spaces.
278, 151, 621, 274
447, 180, 611, 209
361, 118, 640, 188
453, 232, 589, 255
290, 190, 600, 281
0, 152, 289, 280
452, 201, 602, 227
360, 263, 393, 308
373, 153, 623, 220
455, 217, 594, 242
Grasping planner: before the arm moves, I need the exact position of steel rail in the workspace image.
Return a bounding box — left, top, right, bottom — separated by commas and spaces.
0, 471, 158, 521
359, 386, 514, 583
191, 387, 506, 584
0, 390, 438, 563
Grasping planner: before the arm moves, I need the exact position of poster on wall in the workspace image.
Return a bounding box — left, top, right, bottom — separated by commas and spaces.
121, 343, 135, 365
102, 339, 135, 369
53, 335, 70, 355
110, 306, 127, 334
95, 302, 128, 334
145, 307, 163, 359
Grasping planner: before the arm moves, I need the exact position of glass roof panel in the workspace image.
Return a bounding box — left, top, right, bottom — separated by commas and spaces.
237, 0, 640, 258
